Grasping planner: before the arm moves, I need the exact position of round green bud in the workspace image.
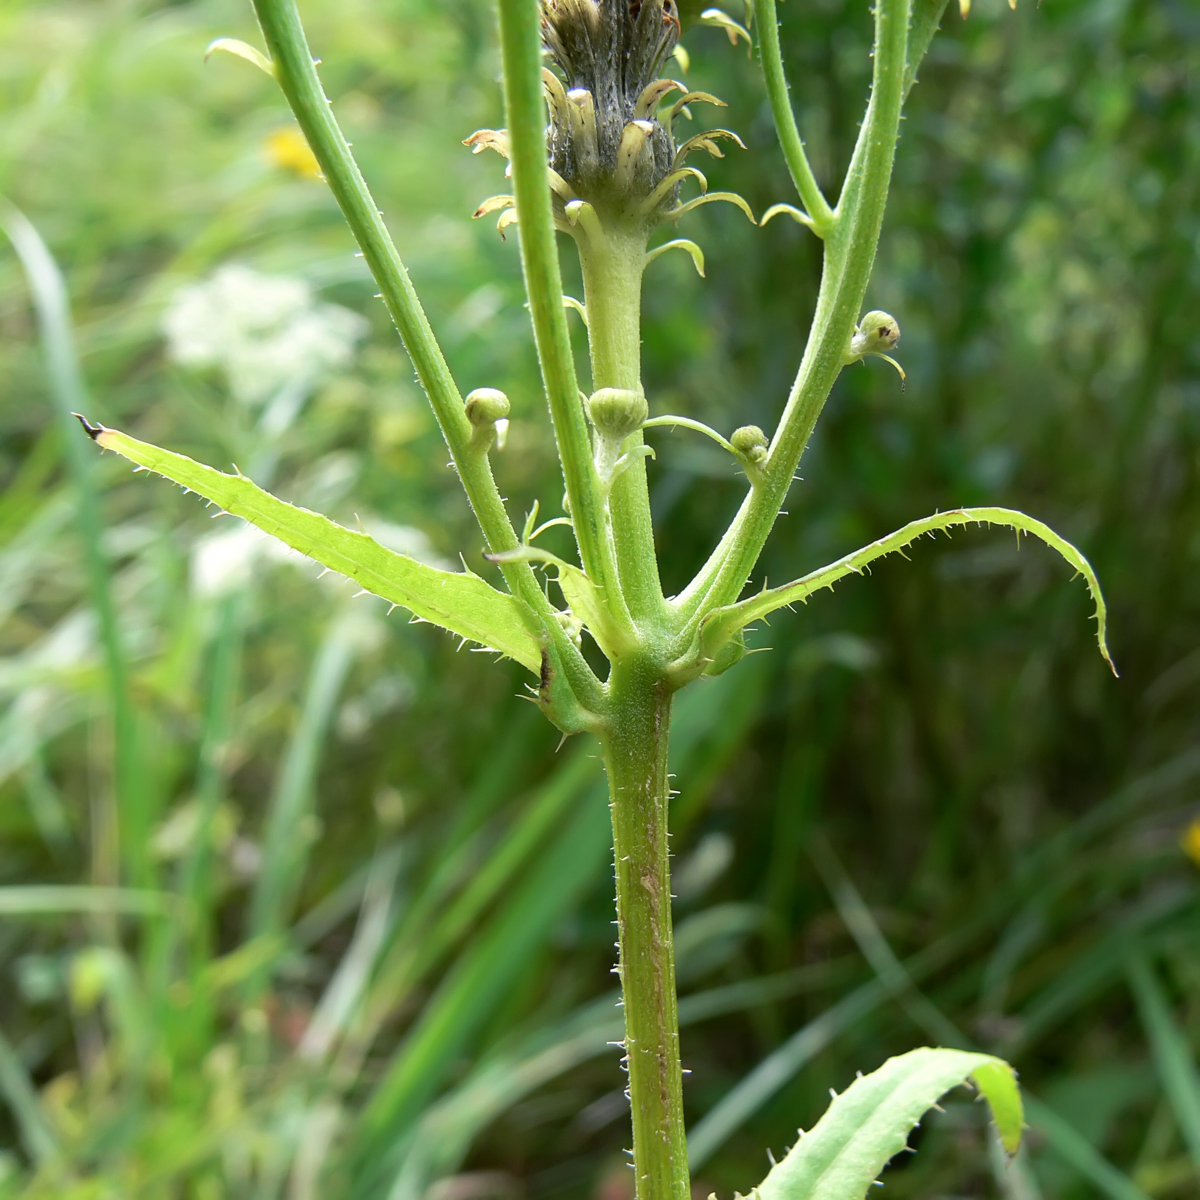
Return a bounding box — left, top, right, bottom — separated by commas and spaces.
850, 311, 900, 357
731, 424, 769, 464
464, 387, 511, 428
586, 388, 648, 439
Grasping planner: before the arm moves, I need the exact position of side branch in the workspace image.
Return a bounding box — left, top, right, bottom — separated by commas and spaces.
754, 0, 834, 234
252, 0, 495, 548
673, 0, 911, 630
494, 0, 624, 610
250, 0, 602, 706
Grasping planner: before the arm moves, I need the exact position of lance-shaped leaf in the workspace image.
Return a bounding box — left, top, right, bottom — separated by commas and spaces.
82, 421, 543, 674
700, 506, 1115, 674
753, 1047, 1022, 1200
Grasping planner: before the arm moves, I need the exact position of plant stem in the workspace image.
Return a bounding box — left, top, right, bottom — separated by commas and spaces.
603, 664, 687, 1200
577, 226, 665, 627
754, 0, 834, 234
252, 0, 602, 710
674, 0, 911, 626
494, 0, 627, 617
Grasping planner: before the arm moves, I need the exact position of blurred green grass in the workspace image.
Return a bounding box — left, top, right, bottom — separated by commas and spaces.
0, 0, 1197, 1197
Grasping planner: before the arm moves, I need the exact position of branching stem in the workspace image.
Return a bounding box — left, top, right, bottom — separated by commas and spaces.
674, 0, 912, 632
754, 0, 835, 235
494, 0, 630, 631
251, 0, 603, 711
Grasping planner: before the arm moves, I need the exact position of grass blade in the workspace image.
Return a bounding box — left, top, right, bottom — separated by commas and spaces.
249, 606, 364, 947
0, 885, 180, 916
0, 202, 150, 886
809, 834, 966, 1049
300, 851, 402, 1063
352, 794, 611, 1175
0, 1025, 58, 1166
1127, 952, 1200, 1171
1023, 1094, 1151, 1200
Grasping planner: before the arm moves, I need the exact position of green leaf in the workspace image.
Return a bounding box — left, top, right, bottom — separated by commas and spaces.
1127, 953, 1200, 1172
85, 423, 544, 674
700, 506, 1115, 675
754, 1047, 1023, 1200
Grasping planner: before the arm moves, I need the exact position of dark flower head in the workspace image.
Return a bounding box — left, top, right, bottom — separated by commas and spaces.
541, 0, 681, 104
541, 0, 681, 218
466, 0, 753, 239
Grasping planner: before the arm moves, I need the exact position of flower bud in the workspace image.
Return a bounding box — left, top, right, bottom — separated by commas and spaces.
464, 388, 511, 451
586, 388, 648, 439
465, 387, 510, 427
849, 311, 900, 358
843, 311, 906, 388
731, 424, 768, 465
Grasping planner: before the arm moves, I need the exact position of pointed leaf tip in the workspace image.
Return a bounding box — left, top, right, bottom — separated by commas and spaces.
699, 8, 753, 48
754, 1049, 1023, 1200
670, 191, 756, 224
73, 413, 103, 440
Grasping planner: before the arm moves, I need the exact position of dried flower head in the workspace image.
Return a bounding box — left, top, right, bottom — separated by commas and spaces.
466, 0, 753, 237
541, 0, 680, 210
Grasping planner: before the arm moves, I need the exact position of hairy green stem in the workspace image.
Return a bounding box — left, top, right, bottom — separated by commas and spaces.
251, 0, 602, 709
603, 668, 687, 1200
577, 226, 666, 627
754, 0, 834, 234
674, 0, 911, 628
494, 0, 628, 624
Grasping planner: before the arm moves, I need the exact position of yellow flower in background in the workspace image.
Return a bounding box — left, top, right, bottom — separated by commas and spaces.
1183, 817, 1200, 866
265, 127, 322, 180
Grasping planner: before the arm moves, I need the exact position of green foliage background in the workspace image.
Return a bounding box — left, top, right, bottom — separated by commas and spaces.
0, 0, 1197, 1196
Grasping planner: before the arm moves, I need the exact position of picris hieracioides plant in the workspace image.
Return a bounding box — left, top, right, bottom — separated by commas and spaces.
80, 0, 1114, 1198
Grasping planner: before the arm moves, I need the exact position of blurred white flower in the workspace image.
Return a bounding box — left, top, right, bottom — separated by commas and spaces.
190, 518, 449, 598
162, 264, 368, 404
191, 522, 306, 598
